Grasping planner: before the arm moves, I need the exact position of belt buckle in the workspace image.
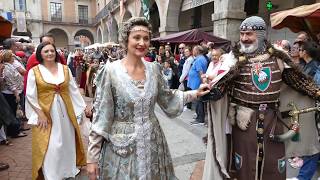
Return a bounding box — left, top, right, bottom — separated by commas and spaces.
259, 104, 267, 111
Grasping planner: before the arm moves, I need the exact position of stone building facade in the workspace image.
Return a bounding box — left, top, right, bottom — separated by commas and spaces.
94, 0, 320, 44
0, 0, 43, 43
0, 0, 97, 49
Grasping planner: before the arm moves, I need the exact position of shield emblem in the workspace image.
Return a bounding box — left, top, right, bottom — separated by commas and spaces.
252, 67, 272, 92
234, 152, 242, 170
278, 157, 286, 173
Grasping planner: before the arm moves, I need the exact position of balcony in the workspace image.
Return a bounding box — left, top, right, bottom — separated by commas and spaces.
51, 17, 62, 22
43, 17, 96, 27
95, 0, 120, 24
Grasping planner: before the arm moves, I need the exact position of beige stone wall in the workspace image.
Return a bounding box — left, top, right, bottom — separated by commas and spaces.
64, 0, 76, 22
44, 23, 96, 49
41, 0, 48, 21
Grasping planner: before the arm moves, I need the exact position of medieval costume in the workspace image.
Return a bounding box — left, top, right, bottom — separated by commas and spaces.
74, 52, 84, 85
26, 63, 86, 180
87, 60, 199, 179
202, 16, 320, 180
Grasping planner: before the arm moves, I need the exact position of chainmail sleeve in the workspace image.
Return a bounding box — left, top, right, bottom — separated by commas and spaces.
282, 67, 320, 100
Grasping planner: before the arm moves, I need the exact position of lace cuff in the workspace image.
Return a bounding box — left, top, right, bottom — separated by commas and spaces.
87, 130, 104, 163
183, 90, 198, 104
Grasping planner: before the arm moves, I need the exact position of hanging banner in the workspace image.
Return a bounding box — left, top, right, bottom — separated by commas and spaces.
16, 11, 27, 32
2, 12, 13, 21
141, 0, 150, 20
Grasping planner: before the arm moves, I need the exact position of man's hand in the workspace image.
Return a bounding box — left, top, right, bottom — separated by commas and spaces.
196, 83, 211, 97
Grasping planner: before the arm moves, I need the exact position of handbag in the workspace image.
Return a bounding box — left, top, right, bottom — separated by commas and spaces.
16, 104, 24, 119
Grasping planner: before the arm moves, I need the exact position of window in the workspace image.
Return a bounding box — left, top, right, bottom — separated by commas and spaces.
78, 5, 88, 24
50, 2, 62, 22
14, 0, 26, 11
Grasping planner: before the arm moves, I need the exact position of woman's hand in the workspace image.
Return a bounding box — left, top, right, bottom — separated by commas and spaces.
196, 83, 211, 97
37, 111, 49, 131
87, 163, 99, 180
85, 106, 93, 118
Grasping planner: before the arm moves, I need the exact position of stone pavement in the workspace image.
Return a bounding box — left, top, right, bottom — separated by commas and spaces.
0, 97, 207, 180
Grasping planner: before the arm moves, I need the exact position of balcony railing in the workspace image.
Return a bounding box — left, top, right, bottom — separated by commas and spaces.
51, 17, 62, 22
95, 0, 120, 23
79, 19, 89, 24
42, 17, 95, 26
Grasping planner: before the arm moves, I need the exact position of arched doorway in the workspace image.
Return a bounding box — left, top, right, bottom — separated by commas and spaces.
178, 1, 214, 32
149, 1, 160, 37
97, 27, 103, 43
48, 28, 69, 49
74, 29, 94, 47
107, 16, 119, 43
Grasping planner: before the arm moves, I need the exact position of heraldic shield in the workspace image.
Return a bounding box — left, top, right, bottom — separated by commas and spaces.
252, 66, 272, 92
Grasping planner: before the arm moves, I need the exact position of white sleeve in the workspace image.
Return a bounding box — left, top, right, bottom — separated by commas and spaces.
25, 69, 41, 125
179, 57, 193, 82
68, 68, 86, 123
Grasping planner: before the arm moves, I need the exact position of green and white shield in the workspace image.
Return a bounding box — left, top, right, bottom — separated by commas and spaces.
252, 67, 272, 92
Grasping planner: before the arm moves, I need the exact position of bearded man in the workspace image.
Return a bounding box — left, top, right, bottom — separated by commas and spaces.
202, 16, 320, 180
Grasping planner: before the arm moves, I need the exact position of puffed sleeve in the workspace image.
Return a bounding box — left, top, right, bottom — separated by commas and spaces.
90, 64, 114, 139
87, 64, 114, 163
156, 64, 198, 118
25, 69, 41, 125
68, 68, 86, 123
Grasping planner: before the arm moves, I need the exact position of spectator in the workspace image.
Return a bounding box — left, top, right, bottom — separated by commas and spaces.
1, 50, 26, 138
290, 42, 305, 67
179, 46, 194, 109
178, 43, 186, 77
3, 38, 26, 76
162, 61, 173, 87
280, 40, 291, 54
188, 45, 208, 125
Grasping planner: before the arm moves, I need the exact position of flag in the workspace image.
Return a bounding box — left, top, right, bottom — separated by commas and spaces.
141, 0, 150, 20
2, 12, 13, 21
16, 11, 27, 32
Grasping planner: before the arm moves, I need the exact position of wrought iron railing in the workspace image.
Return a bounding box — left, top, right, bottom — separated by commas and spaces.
94, 0, 120, 24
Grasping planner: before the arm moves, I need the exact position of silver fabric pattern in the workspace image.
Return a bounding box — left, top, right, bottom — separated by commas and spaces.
88, 60, 198, 180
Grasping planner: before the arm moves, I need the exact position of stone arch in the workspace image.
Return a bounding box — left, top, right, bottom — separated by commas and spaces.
103, 20, 109, 42
109, 16, 119, 43
96, 26, 103, 43
123, 10, 132, 23
47, 28, 69, 49
157, 0, 183, 35
149, 0, 160, 37
73, 29, 95, 46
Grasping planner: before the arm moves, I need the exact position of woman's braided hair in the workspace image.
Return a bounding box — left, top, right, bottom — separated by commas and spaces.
119, 17, 152, 49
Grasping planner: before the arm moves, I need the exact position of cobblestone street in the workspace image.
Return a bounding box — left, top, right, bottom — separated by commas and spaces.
0, 97, 207, 180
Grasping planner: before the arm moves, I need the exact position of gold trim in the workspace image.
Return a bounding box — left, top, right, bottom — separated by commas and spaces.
234, 88, 281, 95
245, 61, 275, 66
233, 96, 279, 104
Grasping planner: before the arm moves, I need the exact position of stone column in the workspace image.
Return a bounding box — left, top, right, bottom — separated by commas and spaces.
212, 0, 246, 42
158, 0, 181, 36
